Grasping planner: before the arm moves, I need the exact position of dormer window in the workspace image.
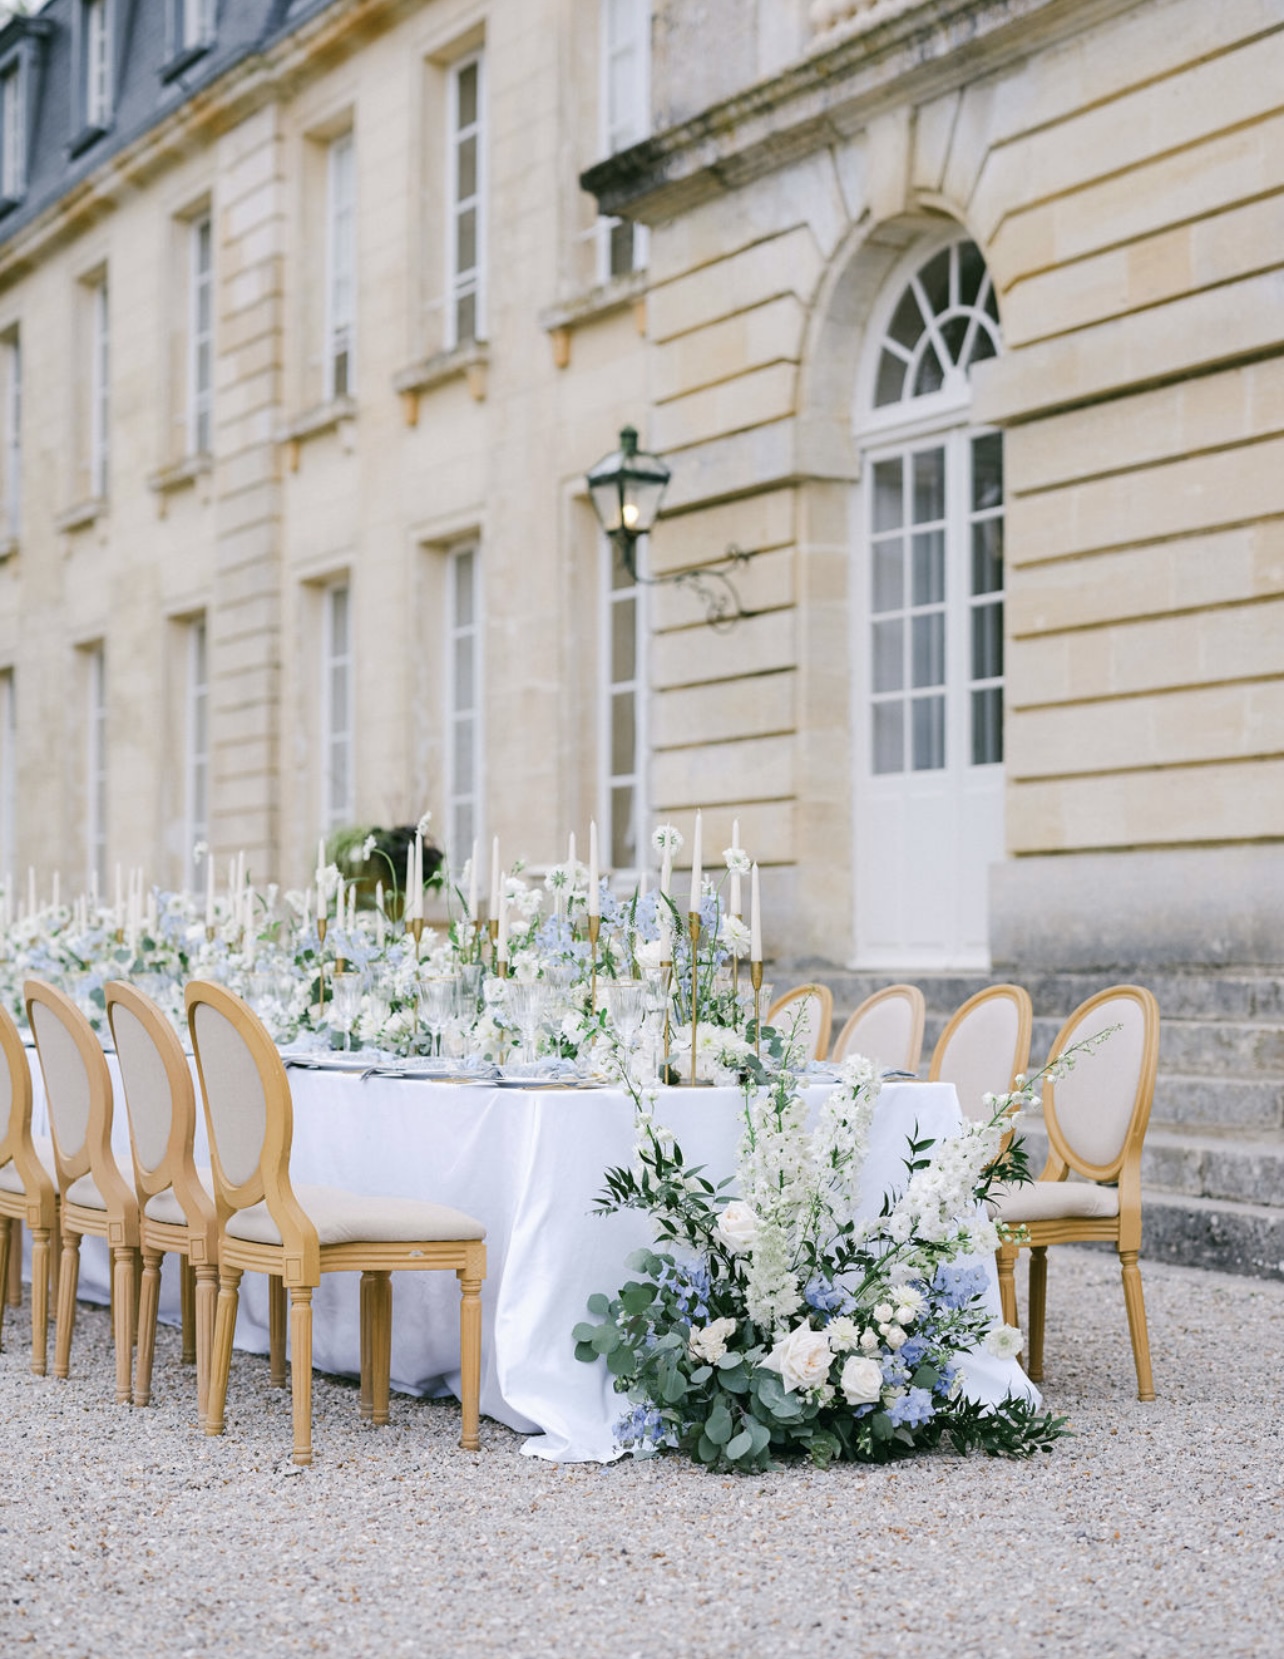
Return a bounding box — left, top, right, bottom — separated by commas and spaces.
162, 0, 216, 81
0, 62, 24, 204
84, 0, 113, 131
182, 0, 216, 51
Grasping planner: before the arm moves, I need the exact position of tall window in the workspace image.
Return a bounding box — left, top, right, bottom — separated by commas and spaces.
602, 542, 645, 871
188, 215, 213, 455
0, 669, 14, 882
181, 0, 215, 50
184, 617, 209, 892
447, 55, 484, 346
325, 132, 356, 399
2, 331, 19, 540
445, 544, 481, 861
1, 62, 25, 201
85, 644, 107, 892
83, 0, 113, 131
89, 275, 109, 497
598, 0, 649, 279
321, 583, 353, 830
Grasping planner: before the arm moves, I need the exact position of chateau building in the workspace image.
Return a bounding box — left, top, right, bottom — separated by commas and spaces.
0, 0, 1281, 1268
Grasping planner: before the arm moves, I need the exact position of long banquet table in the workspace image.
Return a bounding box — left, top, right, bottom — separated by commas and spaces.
25, 1060, 1037, 1460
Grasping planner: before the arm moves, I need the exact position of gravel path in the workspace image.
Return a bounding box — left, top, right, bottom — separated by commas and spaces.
0, 1247, 1280, 1659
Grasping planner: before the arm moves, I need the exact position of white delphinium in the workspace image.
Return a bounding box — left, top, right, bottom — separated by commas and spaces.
416, 811, 433, 840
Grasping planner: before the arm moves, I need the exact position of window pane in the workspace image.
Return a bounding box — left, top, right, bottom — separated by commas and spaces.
918, 249, 950, 319
329, 587, 349, 654
911, 612, 945, 689
875, 350, 906, 407
456, 62, 478, 127
912, 344, 944, 398
456, 206, 477, 274
967, 327, 997, 368
611, 690, 635, 776
455, 291, 476, 343
872, 619, 903, 693
453, 800, 475, 856
911, 530, 944, 607
912, 695, 945, 771
453, 713, 475, 793
939, 313, 970, 368
912, 448, 945, 523
871, 537, 902, 614
971, 517, 1004, 596
872, 701, 903, 775
872, 458, 903, 532
453, 549, 474, 624
971, 600, 1004, 681
330, 663, 349, 730
609, 218, 636, 277
610, 549, 635, 593
610, 785, 635, 870
887, 287, 924, 352
454, 633, 475, 711
457, 133, 477, 201
971, 432, 1003, 511
972, 687, 1003, 765
958, 240, 985, 308
611, 594, 636, 682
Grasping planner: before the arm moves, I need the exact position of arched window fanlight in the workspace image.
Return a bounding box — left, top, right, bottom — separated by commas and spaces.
874, 238, 1001, 408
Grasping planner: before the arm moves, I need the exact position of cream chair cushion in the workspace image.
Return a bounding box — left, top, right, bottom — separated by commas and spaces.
841, 997, 917, 1071
936, 994, 1024, 1123
143, 1166, 214, 1227
992, 1180, 1120, 1223
0, 1133, 54, 1195
1051, 995, 1149, 1170
66, 1171, 108, 1210
30, 1002, 92, 1159
225, 1183, 486, 1247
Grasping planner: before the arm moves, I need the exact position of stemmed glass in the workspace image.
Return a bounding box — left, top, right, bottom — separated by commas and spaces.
331, 971, 363, 1052
507, 981, 548, 1069
605, 980, 648, 1076
417, 977, 455, 1058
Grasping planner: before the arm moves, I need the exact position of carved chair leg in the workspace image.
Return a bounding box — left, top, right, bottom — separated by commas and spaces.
29, 1226, 50, 1377
371, 1272, 392, 1428
5, 1217, 19, 1306
290, 1286, 314, 1467
133, 1247, 164, 1407
179, 1256, 197, 1366
53, 1227, 82, 1380
47, 1219, 59, 1315
458, 1265, 482, 1453
0, 1216, 10, 1349
268, 1273, 287, 1388
194, 1264, 219, 1431
359, 1271, 374, 1423
1027, 1246, 1048, 1383
1119, 1249, 1156, 1402
995, 1244, 1020, 1339
206, 1266, 243, 1437
112, 1247, 136, 1405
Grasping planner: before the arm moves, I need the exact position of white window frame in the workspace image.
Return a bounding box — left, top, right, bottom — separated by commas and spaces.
0, 669, 14, 882
596, 0, 649, 283
84, 0, 113, 131
181, 0, 215, 51
3, 331, 19, 540
324, 130, 356, 401
1, 61, 25, 201
86, 643, 107, 893
188, 215, 213, 456
183, 616, 209, 893
89, 276, 109, 498
445, 543, 482, 865
598, 535, 648, 876
320, 581, 354, 832
445, 52, 486, 348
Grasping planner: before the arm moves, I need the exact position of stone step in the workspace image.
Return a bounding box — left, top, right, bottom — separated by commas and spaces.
1142, 1190, 1284, 1280
1018, 1120, 1284, 1209
1151, 1074, 1284, 1133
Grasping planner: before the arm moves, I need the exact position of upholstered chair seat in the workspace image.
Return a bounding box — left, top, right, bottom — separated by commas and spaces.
992, 1180, 1120, 1223
0, 1132, 55, 1194
225, 1187, 485, 1249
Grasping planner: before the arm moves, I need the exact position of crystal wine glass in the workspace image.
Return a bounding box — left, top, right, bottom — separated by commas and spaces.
331, 971, 363, 1052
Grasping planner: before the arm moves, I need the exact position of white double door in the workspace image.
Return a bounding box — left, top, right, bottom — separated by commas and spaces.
853, 424, 1006, 970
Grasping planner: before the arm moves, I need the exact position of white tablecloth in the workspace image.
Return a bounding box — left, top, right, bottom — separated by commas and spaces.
26, 1058, 1036, 1460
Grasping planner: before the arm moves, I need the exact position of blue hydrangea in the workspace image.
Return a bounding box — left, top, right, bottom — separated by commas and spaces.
933, 1361, 959, 1398
933, 1261, 989, 1310
887, 1387, 935, 1429
805, 1276, 849, 1314
898, 1335, 929, 1367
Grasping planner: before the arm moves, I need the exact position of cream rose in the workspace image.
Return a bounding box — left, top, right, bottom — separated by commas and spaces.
764, 1326, 833, 1395
688, 1316, 737, 1365
839, 1356, 884, 1406
715, 1201, 760, 1254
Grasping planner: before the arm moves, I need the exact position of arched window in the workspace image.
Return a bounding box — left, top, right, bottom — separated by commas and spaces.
853, 233, 1005, 970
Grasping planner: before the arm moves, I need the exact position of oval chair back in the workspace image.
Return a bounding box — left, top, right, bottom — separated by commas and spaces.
929, 983, 1033, 1123
832, 984, 925, 1071
0, 1001, 56, 1374
766, 983, 834, 1065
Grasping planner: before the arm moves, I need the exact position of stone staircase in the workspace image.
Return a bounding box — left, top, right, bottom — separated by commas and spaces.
792, 964, 1284, 1281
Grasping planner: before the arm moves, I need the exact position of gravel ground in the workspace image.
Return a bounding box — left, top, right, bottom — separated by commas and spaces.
0, 1247, 1280, 1659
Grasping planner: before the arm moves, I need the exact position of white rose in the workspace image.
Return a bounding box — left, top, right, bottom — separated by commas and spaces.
688, 1316, 737, 1365
715, 1201, 760, 1255
859, 1327, 879, 1353
873, 1302, 894, 1323
839, 1356, 884, 1406
985, 1323, 1023, 1360
764, 1326, 833, 1395
885, 1325, 907, 1350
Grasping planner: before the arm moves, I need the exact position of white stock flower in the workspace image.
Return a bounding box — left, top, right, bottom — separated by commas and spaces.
985, 1323, 1024, 1360
826, 1317, 861, 1353
763, 1325, 833, 1395
839, 1356, 883, 1406
723, 847, 751, 876
688, 1317, 737, 1365
715, 1200, 760, 1254
416, 811, 433, 839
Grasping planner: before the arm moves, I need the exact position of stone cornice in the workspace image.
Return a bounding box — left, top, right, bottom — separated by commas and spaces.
582, 0, 1145, 223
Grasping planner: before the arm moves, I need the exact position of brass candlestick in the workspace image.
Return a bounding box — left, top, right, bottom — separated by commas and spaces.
662, 953, 673, 1076
688, 911, 701, 1087
317, 915, 328, 1017
472, 917, 485, 963
588, 913, 601, 1013
205, 925, 215, 944
488, 917, 499, 965
751, 959, 764, 1058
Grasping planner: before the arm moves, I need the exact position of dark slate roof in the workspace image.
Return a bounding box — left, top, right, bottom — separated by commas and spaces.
0, 0, 344, 247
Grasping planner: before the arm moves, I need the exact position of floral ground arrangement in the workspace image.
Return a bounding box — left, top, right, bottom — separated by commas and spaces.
574, 1053, 1093, 1472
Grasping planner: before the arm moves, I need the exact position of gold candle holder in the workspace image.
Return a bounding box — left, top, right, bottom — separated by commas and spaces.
488, 917, 499, 965
496, 957, 509, 980
588, 913, 602, 1013
662, 953, 673, 1076
751, 959, 764, 1058
407, 916, 425, 1042
317, 915, 328, 1017
472, 917, 485, 963
688, 911, 701, 1087
205, 925, 215, 944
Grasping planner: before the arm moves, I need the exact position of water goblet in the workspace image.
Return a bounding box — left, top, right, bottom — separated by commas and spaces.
507, 981, 548, 1069
417, 977, 454, 1058
331, 971, 363, 1052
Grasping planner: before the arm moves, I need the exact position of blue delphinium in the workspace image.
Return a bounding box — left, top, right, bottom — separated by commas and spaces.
887, 1387, 935, 1430
898, 1334, 930, 1368
805, 1276, 849, 1315
616, 1402, 670, 1454
933, 1261, 989, 1310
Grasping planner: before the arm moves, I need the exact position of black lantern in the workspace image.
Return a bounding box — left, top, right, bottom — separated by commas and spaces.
586, 426, 672, 568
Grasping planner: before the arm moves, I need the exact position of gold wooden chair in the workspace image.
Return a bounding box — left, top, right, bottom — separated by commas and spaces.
25, 979, 139, 1402
994, 984, 1160, 1402
186, 980, 488, 1466
105, 981, 222, 1423
0, 1002, 58, 1375
929, 983, 1033, 1123
832, 984, 926, 1071
766, 983, 834, 1064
